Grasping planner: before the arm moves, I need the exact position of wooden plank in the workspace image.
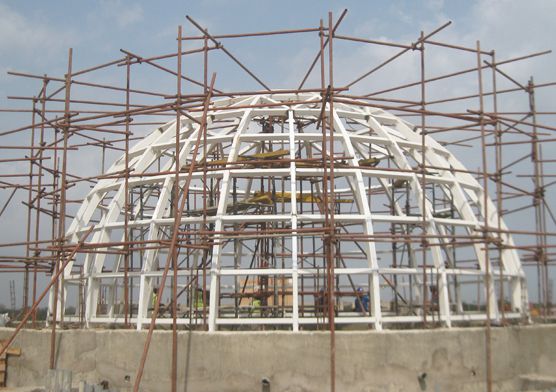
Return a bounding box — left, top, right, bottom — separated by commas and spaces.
0, 341, 6, 361
1, 340, 22, 357
0, 341, 21, 389
6, 348, 21, 356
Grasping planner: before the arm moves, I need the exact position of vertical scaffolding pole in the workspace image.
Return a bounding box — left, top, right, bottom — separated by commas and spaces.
419, 31, 429, 326
50, 48, 72, 370
318, 18, 329, 333
490, 50, 506, 323
528, 77, 549, 319
171, 24, 183, 392
124, 55, 131, 328
202, 33, 209, 330
33, 77, 49, 326
24, 98, 37, 317
476, 40, 493, 392
327, 12, 336, 392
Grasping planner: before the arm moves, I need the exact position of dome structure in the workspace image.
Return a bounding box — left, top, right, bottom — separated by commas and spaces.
54, 92, 528, 331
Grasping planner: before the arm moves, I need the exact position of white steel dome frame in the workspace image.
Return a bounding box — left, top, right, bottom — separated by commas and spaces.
53, 93, 528, 331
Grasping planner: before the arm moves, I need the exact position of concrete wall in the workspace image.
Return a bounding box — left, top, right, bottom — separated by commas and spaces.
1, 325, 555, 392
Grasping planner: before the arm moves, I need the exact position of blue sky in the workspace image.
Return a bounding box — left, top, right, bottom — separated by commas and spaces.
0, 0, 555, 307
1, 0, 555, 120
1, 1, 555, 99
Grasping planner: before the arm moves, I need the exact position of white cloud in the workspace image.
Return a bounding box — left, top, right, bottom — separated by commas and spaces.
120, 4, 144, 28
0, 3, 74, 56
426, 0, 445, 12
469, 0, 556, 50
93, 0, 144, 29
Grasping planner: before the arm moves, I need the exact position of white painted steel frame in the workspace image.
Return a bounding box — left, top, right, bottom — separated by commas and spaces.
53, 93, 528, 331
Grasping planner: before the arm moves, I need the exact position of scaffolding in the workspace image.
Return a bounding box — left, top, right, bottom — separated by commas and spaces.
0, 10, 555, 392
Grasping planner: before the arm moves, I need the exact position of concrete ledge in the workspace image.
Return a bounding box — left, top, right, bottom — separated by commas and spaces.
520, 374, 556, 391
1, 324, 555, 392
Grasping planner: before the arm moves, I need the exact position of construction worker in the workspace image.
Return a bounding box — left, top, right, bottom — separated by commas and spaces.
194, 289, 204, 312
251, 296, 261, 316
151, 287, 162, 313
354, 287, 369, 313
315, 288, 327, 318
429, 285, 439, 311
151, 288, 158, 312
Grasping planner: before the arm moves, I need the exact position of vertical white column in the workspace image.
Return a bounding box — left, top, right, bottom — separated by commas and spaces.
288, 110, 299, 331
333, 113, 382, 330
208, 97, 259, 332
